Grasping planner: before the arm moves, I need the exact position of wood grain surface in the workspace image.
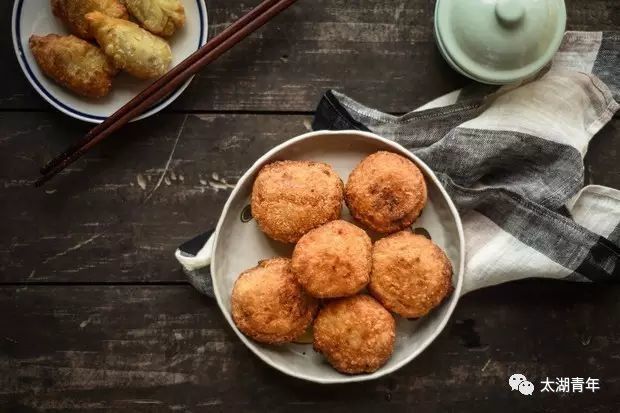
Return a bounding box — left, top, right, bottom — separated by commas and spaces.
1, 0, 619, 411
1, 112, 618, 284
2, 0, 618, 112
2, 282, 619, 412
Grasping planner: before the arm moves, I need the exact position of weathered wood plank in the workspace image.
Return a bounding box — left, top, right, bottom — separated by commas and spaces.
0, 112, 310, 283
1, 282, 619, 412
2, 0, 618, 112
1, 113, 619, 283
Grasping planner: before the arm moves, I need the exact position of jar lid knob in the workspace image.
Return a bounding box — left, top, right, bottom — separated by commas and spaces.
495, 0, 525, 26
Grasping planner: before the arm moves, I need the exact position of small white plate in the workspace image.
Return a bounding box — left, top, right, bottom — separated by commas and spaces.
12, 0, 208, 123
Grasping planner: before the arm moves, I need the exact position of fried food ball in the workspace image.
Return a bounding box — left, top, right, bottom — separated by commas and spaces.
231, 258, 318, 344
292, 220, 371, 298
29, 34, 118, 98
313, 295, 395, 374
345, 151, 427, 233
370, 231, 452, 318
251, 161, 344, 243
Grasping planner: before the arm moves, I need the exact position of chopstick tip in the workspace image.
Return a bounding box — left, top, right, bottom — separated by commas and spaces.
33, 174, 49, 187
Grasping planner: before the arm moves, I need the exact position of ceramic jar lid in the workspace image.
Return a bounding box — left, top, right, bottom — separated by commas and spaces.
435, 0, 566, 84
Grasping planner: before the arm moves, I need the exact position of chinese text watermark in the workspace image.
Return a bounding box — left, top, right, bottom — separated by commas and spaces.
509, 374, 600, 396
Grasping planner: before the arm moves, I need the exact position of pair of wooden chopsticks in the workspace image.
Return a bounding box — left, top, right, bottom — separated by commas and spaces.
35, 0, 299, 187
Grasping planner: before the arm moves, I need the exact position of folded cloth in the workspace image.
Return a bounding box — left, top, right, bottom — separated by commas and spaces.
176, 31, 620, 297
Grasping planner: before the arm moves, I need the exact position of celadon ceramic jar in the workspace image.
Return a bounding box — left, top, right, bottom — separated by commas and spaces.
434, 0, 566, 84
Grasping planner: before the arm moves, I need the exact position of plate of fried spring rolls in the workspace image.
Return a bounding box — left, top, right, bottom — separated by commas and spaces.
12, 0, 208, 123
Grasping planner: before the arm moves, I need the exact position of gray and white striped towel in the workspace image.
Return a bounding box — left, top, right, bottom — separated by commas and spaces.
177, 31, 620, 296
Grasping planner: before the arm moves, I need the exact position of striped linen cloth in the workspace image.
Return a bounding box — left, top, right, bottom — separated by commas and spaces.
177, 31, 619, 296
313, 31, 620, 293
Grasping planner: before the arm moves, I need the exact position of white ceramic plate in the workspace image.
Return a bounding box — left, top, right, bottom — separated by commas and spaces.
209, 130, 465, 383
12, 0, 208, 123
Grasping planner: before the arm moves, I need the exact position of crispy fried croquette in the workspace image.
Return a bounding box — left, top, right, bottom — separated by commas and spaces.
313, 295, 395, 374
231, 258, 318, 344
345, 151, 427, 233
51, 0, 128, 40
251, 160, 344, 243
123, 0, 186, 37
86, 11, 172, 79
29, 34, 117, 98
292, 220, 371, 298
370, 231, 453, 318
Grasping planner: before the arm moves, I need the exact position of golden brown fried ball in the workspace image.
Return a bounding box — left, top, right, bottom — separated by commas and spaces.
251, 161, 344, 243
29, 34, 118, 98
231, 258, 318, 344
345, 151, 427, 234
292, 220, 371, 298
313, 295, 395, 374
370, 231, 452, 318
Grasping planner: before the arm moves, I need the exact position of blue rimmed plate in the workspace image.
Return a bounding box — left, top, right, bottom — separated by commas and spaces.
12, 0, 208, 123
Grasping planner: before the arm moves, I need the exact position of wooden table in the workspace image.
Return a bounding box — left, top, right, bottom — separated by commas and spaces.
1, 0, 618, 411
